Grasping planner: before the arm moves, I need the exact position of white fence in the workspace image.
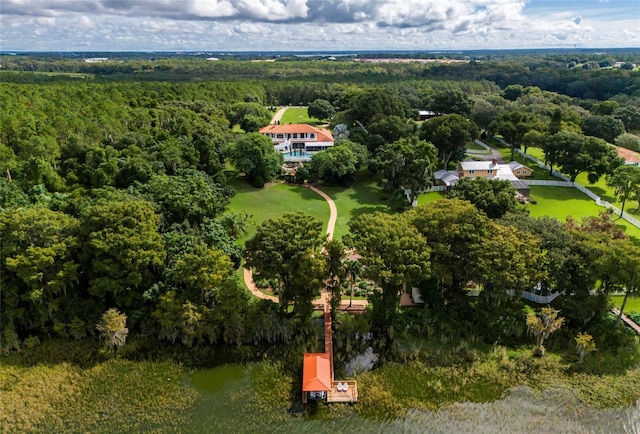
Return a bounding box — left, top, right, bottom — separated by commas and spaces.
426, 185, 447, 192
467, 139, 491, 155
573, 183, 601, 201
514, 149, 640, 230
520, 291, 561, 304
526, 180, 573, 187
474, 139, 491, 151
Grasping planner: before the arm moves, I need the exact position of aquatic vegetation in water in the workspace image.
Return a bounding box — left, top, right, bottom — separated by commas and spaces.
345, 347, 378, 376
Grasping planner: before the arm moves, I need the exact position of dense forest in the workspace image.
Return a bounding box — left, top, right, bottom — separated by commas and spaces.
1, 53, 640, 370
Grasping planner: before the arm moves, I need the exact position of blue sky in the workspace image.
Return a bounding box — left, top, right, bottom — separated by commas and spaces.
1, 0, 639, 51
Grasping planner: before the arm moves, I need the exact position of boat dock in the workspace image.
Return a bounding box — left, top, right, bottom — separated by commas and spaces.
302, 304, 358, 404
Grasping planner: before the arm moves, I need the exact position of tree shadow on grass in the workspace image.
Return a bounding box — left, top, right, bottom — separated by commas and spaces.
349, 205, 392, 223
530, 186, 591, 201
583, 185, 617, 203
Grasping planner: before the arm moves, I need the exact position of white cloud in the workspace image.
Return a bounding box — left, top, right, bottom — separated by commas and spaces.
1, 0, 639, 51
188, 0, 238, 18
76, 15, 96, 30
334, 23, 368, 34
233, 22, 271, 34
35, 16, 56, 26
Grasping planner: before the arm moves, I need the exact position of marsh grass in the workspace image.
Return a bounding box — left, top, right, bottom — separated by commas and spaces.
0, 359, 198, 433
355, 351, 640, 421
2, 351, 639, 433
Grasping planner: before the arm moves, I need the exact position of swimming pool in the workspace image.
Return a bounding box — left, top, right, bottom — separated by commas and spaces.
283, 151, 313, 162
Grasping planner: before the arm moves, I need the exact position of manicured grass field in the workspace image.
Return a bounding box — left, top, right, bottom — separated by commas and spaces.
226, 178, 330, 244
574, 171, 640, 213
527, 186, 600, 220
320, 172, 392, 240
466, 142, 487, 151
417, 191, 446, 206
527, 186, 640, 240
522, 147, 639, 212
524, 147, 546, 162
611, 295, 640, 313
279, 107, 319, 124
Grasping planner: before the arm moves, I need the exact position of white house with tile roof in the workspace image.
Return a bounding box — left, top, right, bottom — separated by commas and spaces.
259, 124, 334, 162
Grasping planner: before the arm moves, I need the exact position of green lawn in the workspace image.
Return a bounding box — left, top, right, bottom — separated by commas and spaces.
466, 142, 487, 151
320, 172, 392, 240
279, 107, 319, 125
523, 147, 639, 212
417, 191, 446, 206
527, 186, 640, 240
226, 177, 330, 245
524, 147, 546, 162
498, 147, 512, 160
527, 186, 599, 220
226, 164, 640, 245
574, 171, 640, 213
610, 295, 640, 313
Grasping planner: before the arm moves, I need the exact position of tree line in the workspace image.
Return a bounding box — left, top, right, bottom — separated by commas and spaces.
2, 61, 639, 359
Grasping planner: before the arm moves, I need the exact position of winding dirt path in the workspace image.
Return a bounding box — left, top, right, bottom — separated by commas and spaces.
271, 106, 288, 124
243, 184, 338, 304
308, 185, 337, 242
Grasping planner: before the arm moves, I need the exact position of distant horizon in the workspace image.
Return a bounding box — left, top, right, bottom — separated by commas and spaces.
2, 1, 639, 52
3, 47, 640, 55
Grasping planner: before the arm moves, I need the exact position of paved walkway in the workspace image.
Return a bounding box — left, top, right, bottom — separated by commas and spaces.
271, 106, 288, 124
473, 141, 504, 163
243, 184, 342, 306
308, 185, 337, 242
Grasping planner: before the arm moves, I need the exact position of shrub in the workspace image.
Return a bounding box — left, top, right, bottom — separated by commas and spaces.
250, 174, 265, 188
575, 332, 596, 364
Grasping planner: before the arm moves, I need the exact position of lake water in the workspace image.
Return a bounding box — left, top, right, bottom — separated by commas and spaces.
188, 364, 638, 433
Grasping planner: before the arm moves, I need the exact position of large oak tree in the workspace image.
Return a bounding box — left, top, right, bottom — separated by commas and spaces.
421, 114, 479, 169
244, 212, 325, 320
375, 136, 438, 206
347, 212, 430, 337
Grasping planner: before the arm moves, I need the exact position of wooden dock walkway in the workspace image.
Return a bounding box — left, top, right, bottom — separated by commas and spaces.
611, 308, 640, 334
323, 305, 358, 403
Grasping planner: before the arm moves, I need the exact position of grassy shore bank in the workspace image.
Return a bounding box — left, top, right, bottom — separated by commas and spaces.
2, 339, 638, 433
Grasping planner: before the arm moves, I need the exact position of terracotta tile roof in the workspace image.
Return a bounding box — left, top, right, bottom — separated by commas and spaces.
259, 124, 334, 143
617, 146, 640, 165
302, 353, 332, 392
